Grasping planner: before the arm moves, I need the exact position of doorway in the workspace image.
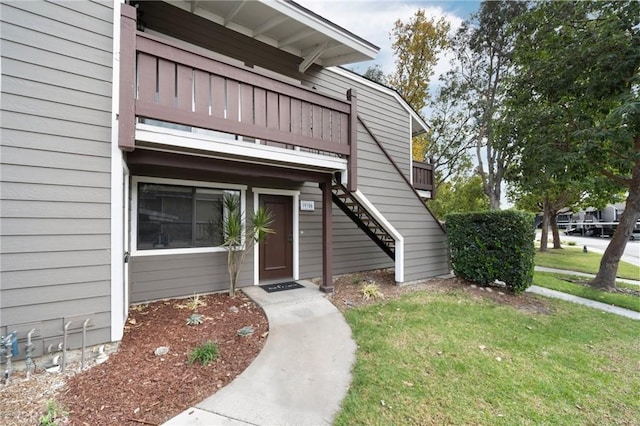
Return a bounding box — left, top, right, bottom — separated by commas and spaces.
259, 194, 293, 282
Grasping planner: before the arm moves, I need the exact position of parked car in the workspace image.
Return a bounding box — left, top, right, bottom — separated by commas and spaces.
630, 230, 640, 241
565, 227, 584, 235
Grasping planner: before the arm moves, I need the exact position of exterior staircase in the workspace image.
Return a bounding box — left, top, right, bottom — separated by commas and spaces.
331, 181, 395, 260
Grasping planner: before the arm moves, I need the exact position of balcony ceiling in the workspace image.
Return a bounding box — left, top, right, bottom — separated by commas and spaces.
168, 0, 379, 72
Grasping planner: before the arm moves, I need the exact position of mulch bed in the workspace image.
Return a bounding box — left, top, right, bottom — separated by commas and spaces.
60, 292, 267, 426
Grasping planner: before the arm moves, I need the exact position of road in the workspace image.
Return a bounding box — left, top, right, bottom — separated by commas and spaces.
541, 231, 640, 267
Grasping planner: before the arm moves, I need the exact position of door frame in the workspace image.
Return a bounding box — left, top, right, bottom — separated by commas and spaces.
253, 188, 299, 285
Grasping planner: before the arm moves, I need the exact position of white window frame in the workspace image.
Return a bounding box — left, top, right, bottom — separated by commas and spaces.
131, 176, 247, 257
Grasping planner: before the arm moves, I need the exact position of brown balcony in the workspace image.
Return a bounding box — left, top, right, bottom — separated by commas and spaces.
119, 6, 358, 190
413, 161, 434, 198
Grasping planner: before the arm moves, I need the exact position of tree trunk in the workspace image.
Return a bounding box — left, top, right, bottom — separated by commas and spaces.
489, 192, 500, 210
550, 213, 562, 249
590, 162, 640, 290
539, 199, 550, 252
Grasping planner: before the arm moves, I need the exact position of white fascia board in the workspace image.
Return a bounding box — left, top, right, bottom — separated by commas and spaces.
409, 116, 413, 184
110, 0, 125, 342
352, 190, 405, 283
135, 123, 348, 172
328, 67, 429, 134
264, 0, 378, 60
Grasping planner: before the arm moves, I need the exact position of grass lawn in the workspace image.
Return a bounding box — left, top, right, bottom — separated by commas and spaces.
533, 272, 640, 312
335, 290, 640, 425
535, 248, 640, 280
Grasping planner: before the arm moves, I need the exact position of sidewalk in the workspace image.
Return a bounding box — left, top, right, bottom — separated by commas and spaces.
163, 280, 356, 425
532, 266, 639, 320
535, 266, 640, 286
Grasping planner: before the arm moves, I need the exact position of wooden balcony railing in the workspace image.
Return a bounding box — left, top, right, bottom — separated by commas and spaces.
119, 4, 358, 190
413, 161, 434, 197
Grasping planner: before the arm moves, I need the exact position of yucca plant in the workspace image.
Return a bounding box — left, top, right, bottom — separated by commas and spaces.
222, 193, 273, 297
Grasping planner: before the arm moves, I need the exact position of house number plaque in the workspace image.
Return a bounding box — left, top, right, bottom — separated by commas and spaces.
300, 200, 315, 211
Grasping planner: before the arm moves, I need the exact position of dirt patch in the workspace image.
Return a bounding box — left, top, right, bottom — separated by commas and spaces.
561, 276, 640, 297
319, 268, 553, 315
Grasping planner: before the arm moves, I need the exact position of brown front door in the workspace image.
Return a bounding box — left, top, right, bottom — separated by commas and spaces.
259, 194, 293, 282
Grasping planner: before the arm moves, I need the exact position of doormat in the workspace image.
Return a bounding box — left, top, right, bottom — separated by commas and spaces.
260, 281, 304, 293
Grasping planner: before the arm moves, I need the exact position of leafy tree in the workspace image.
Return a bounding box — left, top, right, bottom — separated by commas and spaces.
222, 194, 273, 296
442, 0, 528, 209
362, 64, 386, 84
511, 186, 582, 252
509, 0, 640, 289
423, 81, 475, 188
387, 9, 450, 114
427, 174, 490, 220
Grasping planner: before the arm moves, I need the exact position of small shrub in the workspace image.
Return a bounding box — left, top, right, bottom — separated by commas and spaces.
186, 294, 206, 310
188, 341, 219, 366
186, 313, 204, 326
175, 293, 207, 310
362, 282, 384, 300
237, 326, 255, 336
129, 303, 148, 312
39, 400, 65, 426
567, 241, 577, 246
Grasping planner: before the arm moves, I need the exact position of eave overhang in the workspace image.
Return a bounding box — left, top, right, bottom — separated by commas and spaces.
164, 0, 379, 71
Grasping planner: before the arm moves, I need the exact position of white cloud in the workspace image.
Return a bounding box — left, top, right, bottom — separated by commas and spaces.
296, 0, 469, 79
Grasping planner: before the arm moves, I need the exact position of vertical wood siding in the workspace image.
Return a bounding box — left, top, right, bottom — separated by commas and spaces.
304, 69, 413, 179
0, 0, 114, 359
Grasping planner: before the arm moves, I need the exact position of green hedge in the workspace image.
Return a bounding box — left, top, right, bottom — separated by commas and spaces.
445, 211, 535, 293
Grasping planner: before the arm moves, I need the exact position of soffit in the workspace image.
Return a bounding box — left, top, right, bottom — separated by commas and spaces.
165, 0, 379, 71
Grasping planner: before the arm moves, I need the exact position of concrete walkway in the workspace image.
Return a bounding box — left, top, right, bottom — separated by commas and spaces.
527, 285, 640, 320
163, 280, 356, 425
532, 266, 639, 320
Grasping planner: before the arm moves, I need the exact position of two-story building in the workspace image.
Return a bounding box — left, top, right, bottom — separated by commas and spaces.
0, 0, 447, 362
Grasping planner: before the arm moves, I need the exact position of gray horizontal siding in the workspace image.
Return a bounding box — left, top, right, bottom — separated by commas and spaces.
1, 265, 110, 290
1, 250, 110, 272
2, 164, 111, 188
1, 1, 113, 51
0, 0, 114, 359
355, 125, 449, 281
1, 200, 110, 219
130, 252, 251, 303
1, 146, 111, 173
2, 234, 111, 253
0, 128, 112, 157
3, 281, 110, 308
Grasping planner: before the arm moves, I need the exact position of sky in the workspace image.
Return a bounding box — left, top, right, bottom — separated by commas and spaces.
296, 0, 481, 78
